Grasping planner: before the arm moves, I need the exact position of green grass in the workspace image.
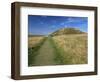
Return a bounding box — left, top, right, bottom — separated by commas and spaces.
48, 36, 64, 65
49, 36, 72, 65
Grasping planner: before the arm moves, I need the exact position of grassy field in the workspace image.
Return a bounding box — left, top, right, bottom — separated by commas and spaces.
28, 36, 46, 66
28, 36, 44, 48
52, 34, 88, 64
28, 27, 88, 66
28, 34, 87, 66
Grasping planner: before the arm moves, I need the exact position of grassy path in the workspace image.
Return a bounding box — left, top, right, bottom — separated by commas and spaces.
33, 37, 57, 66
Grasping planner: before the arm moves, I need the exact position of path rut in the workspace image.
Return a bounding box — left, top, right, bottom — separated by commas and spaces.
33, 38, 56, 66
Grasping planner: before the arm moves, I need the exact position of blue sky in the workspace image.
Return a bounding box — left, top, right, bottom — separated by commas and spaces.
28, 15, 88, 35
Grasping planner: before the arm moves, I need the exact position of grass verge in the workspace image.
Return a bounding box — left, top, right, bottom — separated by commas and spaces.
48, 36, 65, 65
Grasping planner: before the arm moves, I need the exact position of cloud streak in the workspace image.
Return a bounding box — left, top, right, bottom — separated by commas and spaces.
28, 15, 88, 35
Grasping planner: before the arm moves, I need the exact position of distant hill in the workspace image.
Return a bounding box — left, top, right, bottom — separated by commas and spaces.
50, 27, 85, 36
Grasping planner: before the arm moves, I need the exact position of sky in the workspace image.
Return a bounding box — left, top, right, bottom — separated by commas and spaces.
28, 15, 88, 35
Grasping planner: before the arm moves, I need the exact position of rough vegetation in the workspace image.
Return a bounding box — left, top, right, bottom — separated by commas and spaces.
28, 28, 87, 66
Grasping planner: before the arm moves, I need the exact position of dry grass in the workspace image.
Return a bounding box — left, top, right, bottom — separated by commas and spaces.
52, 34, 88, 64
28, 36, 44, 48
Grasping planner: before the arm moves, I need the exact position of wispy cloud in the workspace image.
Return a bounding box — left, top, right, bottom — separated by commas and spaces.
28, 15, 88, 35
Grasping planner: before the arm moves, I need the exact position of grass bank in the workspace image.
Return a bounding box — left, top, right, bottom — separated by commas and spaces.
48, 36, 65, 65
